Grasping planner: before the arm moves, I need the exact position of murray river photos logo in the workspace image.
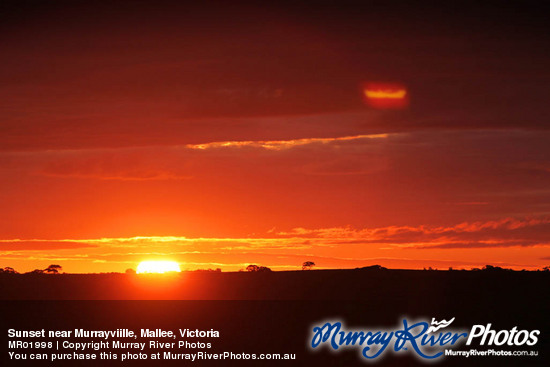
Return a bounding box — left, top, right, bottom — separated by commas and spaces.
310, 317, 540, 362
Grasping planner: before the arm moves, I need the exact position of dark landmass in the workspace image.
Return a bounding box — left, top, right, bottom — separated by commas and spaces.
1, 268, 548, 301
1, 269, 549, 366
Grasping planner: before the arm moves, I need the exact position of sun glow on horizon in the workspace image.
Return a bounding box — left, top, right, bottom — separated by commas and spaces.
136, 260, 181, 274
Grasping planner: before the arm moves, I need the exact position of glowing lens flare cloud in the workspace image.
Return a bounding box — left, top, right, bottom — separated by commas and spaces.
362, 82, 409, 109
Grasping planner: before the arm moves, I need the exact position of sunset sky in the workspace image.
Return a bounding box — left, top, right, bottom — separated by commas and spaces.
1, 1, 549, 272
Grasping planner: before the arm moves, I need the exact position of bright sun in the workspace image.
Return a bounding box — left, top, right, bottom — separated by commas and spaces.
136, 260, 181, 274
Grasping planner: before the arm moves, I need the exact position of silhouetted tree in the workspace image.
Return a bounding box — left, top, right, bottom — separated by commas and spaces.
246, 265, 260, 272
357, 265, 387, 271
246, 264, 271, 272
27, 269, 44, 274
44, 264, 62, 274
482, 265, 509, 272
542, 266, 549, 272
302, 261, 315, 270
0, 267, 18, 274
194, 268, 222, 272
125, 268, 136, 274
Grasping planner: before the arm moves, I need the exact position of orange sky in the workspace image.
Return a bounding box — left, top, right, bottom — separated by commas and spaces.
1, 1, 549, 273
